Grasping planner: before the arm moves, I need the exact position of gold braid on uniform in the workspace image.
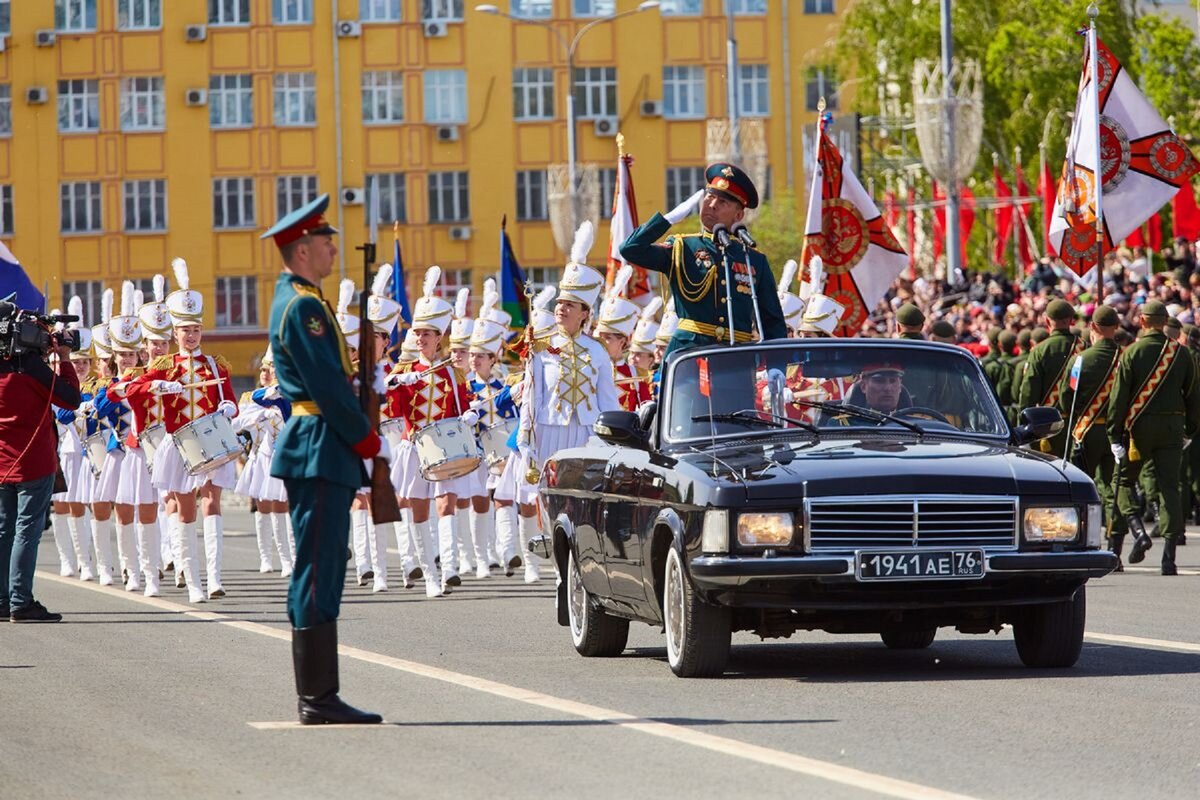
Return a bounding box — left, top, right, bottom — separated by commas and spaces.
671, 236, 719, 303
149, 354, 173, 372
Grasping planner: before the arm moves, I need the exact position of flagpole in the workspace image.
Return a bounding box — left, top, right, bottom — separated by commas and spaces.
1088, 3, 1104, 303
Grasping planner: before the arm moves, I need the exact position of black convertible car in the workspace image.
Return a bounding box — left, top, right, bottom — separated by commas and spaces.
531, 338, 1117, 677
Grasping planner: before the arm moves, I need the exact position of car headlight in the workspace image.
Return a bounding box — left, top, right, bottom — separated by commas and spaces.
737, 512, 794, 547
1086, 503, 1103, 548
701, 509, 729, 553
1023, 507, 1079, 542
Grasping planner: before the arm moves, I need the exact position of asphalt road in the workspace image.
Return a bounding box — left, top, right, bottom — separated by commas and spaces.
4, 510, 1199, 800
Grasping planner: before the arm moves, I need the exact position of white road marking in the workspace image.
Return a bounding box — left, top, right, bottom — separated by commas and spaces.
1119, 566, 1200, 576
1084, 632, 1200, 654
37, 570, 979, 800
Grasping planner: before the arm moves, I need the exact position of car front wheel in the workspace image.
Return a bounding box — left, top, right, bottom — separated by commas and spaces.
567, 549, 629, 657
1013, 586, 1086, 668
663, 547, 731, 678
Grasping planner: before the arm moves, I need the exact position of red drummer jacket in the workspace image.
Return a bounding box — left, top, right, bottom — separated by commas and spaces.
125, 350, 237, 434
387, 359, 474, 436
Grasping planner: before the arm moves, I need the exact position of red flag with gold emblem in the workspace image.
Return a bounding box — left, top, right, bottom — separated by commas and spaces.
801, 115, 907, 336
1049, 36, 1200, 275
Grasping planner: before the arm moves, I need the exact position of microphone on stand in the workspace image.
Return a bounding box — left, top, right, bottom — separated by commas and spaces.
712, 223, 732, 250
732, 223, 756, 249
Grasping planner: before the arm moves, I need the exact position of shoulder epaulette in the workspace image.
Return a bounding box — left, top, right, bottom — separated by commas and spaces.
149, 354, 173, 371
293, 283, 321, 299
239, 390, 254, 405
123, 366, 145, 379
388, 360, 415, 376
504, 372, 522, 387
215, 355, 232, 372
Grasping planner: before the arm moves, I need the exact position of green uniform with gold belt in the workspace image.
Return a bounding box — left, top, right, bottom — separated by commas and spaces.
1057, 337, 1122, 534
1017, 328, 1083, 457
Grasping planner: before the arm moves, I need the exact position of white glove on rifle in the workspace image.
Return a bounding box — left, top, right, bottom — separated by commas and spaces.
77, 400, 94, 416
665, 188, 706, 225
152, 380, 185, 396
461, 410, 479, 427
217, 400, 237, 418
264, 384, 281, 400
1110, 443, 1127, 462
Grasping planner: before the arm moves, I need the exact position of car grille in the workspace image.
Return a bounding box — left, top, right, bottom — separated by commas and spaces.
806, 497, 1018, 551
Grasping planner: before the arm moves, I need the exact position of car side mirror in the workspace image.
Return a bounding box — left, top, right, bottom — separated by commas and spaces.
1014, 406, 1064, 445
594, 410, 648, 449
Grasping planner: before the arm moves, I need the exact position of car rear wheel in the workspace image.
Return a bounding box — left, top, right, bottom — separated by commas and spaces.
880, 628, 936, 649
663, 547, 731, 678
1013, 586, 1086, 668
567, 549, 629, 657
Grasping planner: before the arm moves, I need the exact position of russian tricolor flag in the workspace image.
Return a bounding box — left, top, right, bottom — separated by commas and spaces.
0, 242, 45, 312
1069, 355, 1083, 391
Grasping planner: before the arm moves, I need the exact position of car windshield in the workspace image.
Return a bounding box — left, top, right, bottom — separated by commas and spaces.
664, 343, 1008, 443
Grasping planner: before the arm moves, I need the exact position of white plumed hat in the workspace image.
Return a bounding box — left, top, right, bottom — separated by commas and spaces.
410, 266, 453, 334
166, 258, 204, 326
138, 273, 171, 341
557, 221, 604, 309
366, 263, 401, 337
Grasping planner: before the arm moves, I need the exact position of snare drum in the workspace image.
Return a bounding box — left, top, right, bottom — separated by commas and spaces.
138, 424, 165, 467
412, 418, 482, 481
479, 419, 516, 475
380, 418, 407, 453
172, 413, 243, 476
84, 431, 108, 478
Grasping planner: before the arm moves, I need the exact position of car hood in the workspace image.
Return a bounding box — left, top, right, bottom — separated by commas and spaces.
673, 436, 1087, 501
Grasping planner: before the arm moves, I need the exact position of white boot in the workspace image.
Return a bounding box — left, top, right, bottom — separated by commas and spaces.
252, 511, 274, 572
117, 522, 140, 591
351, 509, 371, 585
413, 520, 442, 598
394, 513, 419, 588
454, 507, 474, 574
92, 518, 115, 585
470, 508, 494, 579
203, 515, 224, 598
519, 514, 541, 584
138, 521, 161, 597
51, 513, 77, 576
163, 508, 177, 571
270, 513, 293, 578
170, 514, 186, 588
285, 513, 297, 562
69, 514, 96, 581
438, 513, 460, 591
177, 520, 205, 603
371, 517, 389, 592
496, 505, 520, 576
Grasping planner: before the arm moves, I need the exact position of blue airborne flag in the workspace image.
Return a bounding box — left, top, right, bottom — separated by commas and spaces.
500, 215, 528, 328
0, 242, 44, 312
389, 223, 412, 358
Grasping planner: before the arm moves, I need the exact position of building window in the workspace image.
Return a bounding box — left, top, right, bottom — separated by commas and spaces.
361, 0, 401, 21
362, 71, 404, 124
525, 266, 559, 291
805, 66, 839, 112
515, 171, 547, 222
428, 171, 469, 223
215, 276, 258, 328
0, 185, 12, 235
213, 177, 255, 230
60, 182, 103, 233
725, 0, 766, 13
56, 0, 96, 32
663, 66, 705, 119
210, 74, 254, 128
573, 67, 617, 119
511, 0, 551, 18
660, 0, 700, 13
118, 0, 161, 29
665, 167, 704, 212
124, 180, 167, 232
133, 276, 168, 299
422, 0, 463, 22
0, 1, 9, 36
435, 268, 470, 302
424, 70, 467, 124
738, 64, 769, 117
276, 175, 317, 216
513, 68, 554, 121
272, 0, 312, 24
58, 80, 100, 133
209, 0, 250, 25
369, 173, 407, 224
804, 0, 834, 13
574, 0, 614, 16
0, 85, 10, 136
120, 77, 166, 131
63, 280, 105, 324
274, 73, 316, 126
597, 167, 616, 221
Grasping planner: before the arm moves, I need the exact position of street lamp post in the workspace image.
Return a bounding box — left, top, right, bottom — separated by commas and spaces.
475, 2, 661, 233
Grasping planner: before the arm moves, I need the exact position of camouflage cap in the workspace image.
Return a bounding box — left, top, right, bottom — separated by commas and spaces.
1092, 304, 1120, 327
1017, 329, 1033, 348
1140, 299, 1168, 320
1165, 315, 1182, 333
1045, 299, 1076, 322
986, 326, 1002, 345
895, 303, 925, 327
1114, 328, 1135, 346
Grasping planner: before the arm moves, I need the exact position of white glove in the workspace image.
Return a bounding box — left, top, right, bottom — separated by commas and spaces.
264, 384, 281, 400
1185, 438, 1193, 451
217, 400, 237, 418
510, 382, 525, 403
376, 437, 391, 463
468, 398, 486, 412
78, 400, 94, 416
389, 371, 421, 388
362, 458, 374, 480
461, 410, 479, 427
665, 188, 706, 225
152, 380, 185, 396
1110, 443, 1127, 462
518, 443, 535, 462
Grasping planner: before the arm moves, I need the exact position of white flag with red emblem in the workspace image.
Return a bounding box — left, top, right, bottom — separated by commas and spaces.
606, 150, 651, 301
801, 117, 907, 337
1050, 36, 1200, 275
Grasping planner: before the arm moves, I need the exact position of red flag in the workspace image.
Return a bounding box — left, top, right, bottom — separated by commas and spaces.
1039, 156, 1057, 258
905, 184, 916, 277
697, 357, 710, 397
934, 183, 974, 268
883, 190, 899, 231
1172, 184, 1200, 242
606, 153, 648, 298
932, 182, 945, 263
994, 166, 1013, 266
1014, 166, 1034, 269
1124, 223, 1145, 249
1148, 212, 1163, 252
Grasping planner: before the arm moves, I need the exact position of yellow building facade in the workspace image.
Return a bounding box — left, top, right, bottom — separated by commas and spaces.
3, 0, 842, 377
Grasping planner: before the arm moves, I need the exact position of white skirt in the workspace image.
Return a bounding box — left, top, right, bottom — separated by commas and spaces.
152, 435, 238, 494
494, 422, 590, 506
394, 442, 471, 500
251, 445, 287, 502
91, 449, 124, 504
116, 446, 157, 506
460, 462, 489, 499
56, 451, 87, 503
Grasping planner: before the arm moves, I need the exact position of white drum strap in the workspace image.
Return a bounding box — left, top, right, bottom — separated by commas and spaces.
205, 355, 228, 404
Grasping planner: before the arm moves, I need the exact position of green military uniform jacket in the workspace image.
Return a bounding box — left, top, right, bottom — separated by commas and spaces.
1017, 329, 1083, 410
1107, 330, 1200, 446
619, 212, 788, 353
980, 351, 1004, 393
1056, 338, 1120, 439
268, 272, 372, 490
897, 332, 924, 341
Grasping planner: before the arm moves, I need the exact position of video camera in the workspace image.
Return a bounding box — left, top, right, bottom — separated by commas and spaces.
0, 300, 82, 359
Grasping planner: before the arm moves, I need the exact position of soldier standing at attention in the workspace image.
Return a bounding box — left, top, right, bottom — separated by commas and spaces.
1017, 299, 1084, 457
262, 194, 387, 724
980, 327, 1005, 393
995, 330, 1019, 416
894, 304, 925, 339
1107, 300, 1200, 575
619, 163, 788, 355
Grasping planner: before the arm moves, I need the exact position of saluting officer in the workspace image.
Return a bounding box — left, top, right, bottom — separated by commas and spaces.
1017, 299, 1084, 457
1107, 300, 1200, 575
263, 194, 386, 724
619, 163, 788, 354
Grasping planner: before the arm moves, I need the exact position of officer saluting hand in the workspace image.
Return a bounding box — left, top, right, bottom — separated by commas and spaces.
619, 162, 788, 356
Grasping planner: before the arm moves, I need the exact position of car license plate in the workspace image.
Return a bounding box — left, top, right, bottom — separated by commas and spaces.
857, 549, 984, 581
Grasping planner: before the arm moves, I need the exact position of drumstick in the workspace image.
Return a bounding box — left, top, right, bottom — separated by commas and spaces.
178, 378, 224, 389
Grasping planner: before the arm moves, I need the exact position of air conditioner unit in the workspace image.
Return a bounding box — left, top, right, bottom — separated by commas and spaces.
423, 21, 447, 38
26, 87, 49, 105
449, 226, 472, 241
35, 30, 57, 47
185, 24, 207, 42
336, 20, 361, 38
640, 99, 663, 118
435, 125, 460, 142
593, 117, 618, 137
341, 187, 365, 206
184, 88, 208, 107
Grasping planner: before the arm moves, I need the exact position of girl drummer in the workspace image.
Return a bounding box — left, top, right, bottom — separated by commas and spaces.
83, 289, 122, 587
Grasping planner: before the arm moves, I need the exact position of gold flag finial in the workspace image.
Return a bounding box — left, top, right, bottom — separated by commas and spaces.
817, 96, 826, 114
616, 132, 626, 158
